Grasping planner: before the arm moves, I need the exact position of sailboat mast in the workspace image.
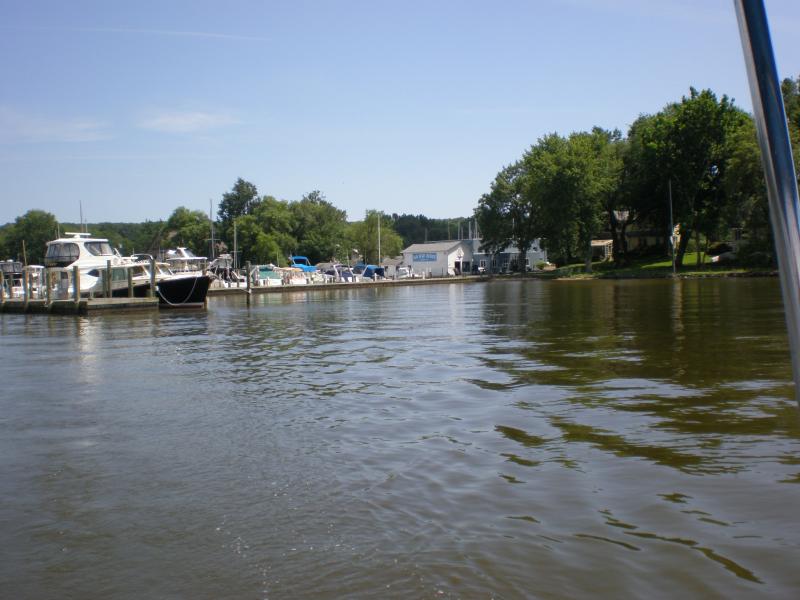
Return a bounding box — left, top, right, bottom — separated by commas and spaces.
209, 199, 216, 260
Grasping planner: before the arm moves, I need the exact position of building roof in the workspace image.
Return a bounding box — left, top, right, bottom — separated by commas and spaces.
402, 241, 468, 254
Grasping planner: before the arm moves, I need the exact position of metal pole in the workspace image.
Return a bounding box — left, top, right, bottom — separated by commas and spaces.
735, 0, 800, 407
669, 179, 676, 277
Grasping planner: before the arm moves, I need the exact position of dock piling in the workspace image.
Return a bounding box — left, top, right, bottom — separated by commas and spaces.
73, 265, 80, 306
149, 258, 156, 298
246, 261, 251, 305
105, 260, 112, 298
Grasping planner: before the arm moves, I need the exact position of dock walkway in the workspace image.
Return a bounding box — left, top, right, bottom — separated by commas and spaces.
207, 275, 488, 297
0, 297, 159, 315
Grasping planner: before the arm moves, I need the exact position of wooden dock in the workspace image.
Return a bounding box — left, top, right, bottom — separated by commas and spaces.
206, 275, 488, 297
0, 297, 159, 315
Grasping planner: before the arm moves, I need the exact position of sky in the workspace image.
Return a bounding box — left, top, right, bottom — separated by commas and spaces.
1, 0, 799, 225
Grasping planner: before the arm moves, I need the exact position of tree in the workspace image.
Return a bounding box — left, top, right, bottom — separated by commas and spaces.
165, 207, 212, 255
290, 190, 348, 264
349, 210, 404, 264
781, 75, 800, 179
1, 210, 59, 264
722, 118, 773, 264
474, 163, 522, 269
625, 88, 748, 267
522, 133, 584, 267
393, 214, 473, 247
217, 178, 260, 240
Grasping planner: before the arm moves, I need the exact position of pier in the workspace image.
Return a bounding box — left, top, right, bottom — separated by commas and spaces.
0, 262, 160, 315
206, 273, 488, 299
0, 297, 159, 315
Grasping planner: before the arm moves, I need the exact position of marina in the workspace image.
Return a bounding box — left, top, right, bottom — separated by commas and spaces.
1, 231, 492, 315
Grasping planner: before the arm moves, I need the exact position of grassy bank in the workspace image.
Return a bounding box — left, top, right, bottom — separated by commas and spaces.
538, 253, 777, 279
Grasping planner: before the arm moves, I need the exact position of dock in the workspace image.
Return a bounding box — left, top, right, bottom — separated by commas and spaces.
0, 297, 159, 315
207, 275, 488, 297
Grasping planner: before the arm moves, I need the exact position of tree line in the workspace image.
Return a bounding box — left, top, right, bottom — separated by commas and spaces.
0, 181, 471, 266
476, 79, 800, 270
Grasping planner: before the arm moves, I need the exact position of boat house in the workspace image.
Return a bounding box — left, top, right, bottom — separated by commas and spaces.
402, 238, 548, 276
402, 241, 473, 277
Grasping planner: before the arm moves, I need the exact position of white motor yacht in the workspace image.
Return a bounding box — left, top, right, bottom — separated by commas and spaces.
44, 233, 211, 307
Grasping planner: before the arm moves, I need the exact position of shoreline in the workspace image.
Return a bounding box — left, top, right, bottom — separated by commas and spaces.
206, 268, 780, 297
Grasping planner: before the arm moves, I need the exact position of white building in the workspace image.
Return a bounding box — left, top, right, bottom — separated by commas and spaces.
402, 241, 473, 277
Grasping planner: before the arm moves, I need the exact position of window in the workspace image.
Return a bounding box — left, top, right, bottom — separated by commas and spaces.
45, 243, 80, 267
85, 241, 113, 256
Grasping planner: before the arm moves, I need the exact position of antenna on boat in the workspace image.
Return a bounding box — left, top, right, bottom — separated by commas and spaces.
735, 0, 800, 408
79, 200, 85, 233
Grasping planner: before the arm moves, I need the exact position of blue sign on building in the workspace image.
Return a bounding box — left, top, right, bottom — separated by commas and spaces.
412, 252, 437, 262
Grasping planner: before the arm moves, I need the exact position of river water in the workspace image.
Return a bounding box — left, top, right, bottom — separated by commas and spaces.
1, 278, 799, 599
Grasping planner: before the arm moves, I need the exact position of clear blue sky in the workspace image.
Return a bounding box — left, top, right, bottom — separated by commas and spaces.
1, 0, 799, 225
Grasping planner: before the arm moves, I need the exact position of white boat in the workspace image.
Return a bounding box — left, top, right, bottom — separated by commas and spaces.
1, 260, 25, 298
251, 264, 284, 287
44, 233, 132, 296
164, 247, 207, 273
44, 233, 211, 307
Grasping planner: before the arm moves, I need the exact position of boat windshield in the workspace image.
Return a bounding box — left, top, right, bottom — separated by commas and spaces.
1, 261, 23, 273
85, 241, 114, 256
45, 242, 80, 266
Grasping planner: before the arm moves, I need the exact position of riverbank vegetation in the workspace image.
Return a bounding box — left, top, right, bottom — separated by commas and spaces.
476, 78, 800, 274
0, 186, 471, 266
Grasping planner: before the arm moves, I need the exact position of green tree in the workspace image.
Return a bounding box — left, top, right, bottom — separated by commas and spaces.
290, 190, 348, 264
349, 210, 404, 264
722, 118, 773, 265
393, 214, 473, 246
165, 207, 212, 255
217, 178, 260, 241
625, 88, 748, 267
474, 163, 521, 268
1, 210, 59, 264
781, 75, 800, 179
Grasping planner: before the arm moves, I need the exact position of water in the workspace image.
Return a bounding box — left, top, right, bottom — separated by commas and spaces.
1, 278, 799, 599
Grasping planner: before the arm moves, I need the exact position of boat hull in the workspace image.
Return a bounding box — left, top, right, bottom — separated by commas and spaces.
110, 275, 211, 308
156, 274, 211, 308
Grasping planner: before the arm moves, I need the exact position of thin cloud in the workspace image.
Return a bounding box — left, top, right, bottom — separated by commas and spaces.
0, 106, 109, 143
0, 153, 224, 162
55, 26, 269, 42
139, 111, 240, 134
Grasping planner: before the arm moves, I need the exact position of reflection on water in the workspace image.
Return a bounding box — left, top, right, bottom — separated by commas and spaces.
1, 279, 799, 598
